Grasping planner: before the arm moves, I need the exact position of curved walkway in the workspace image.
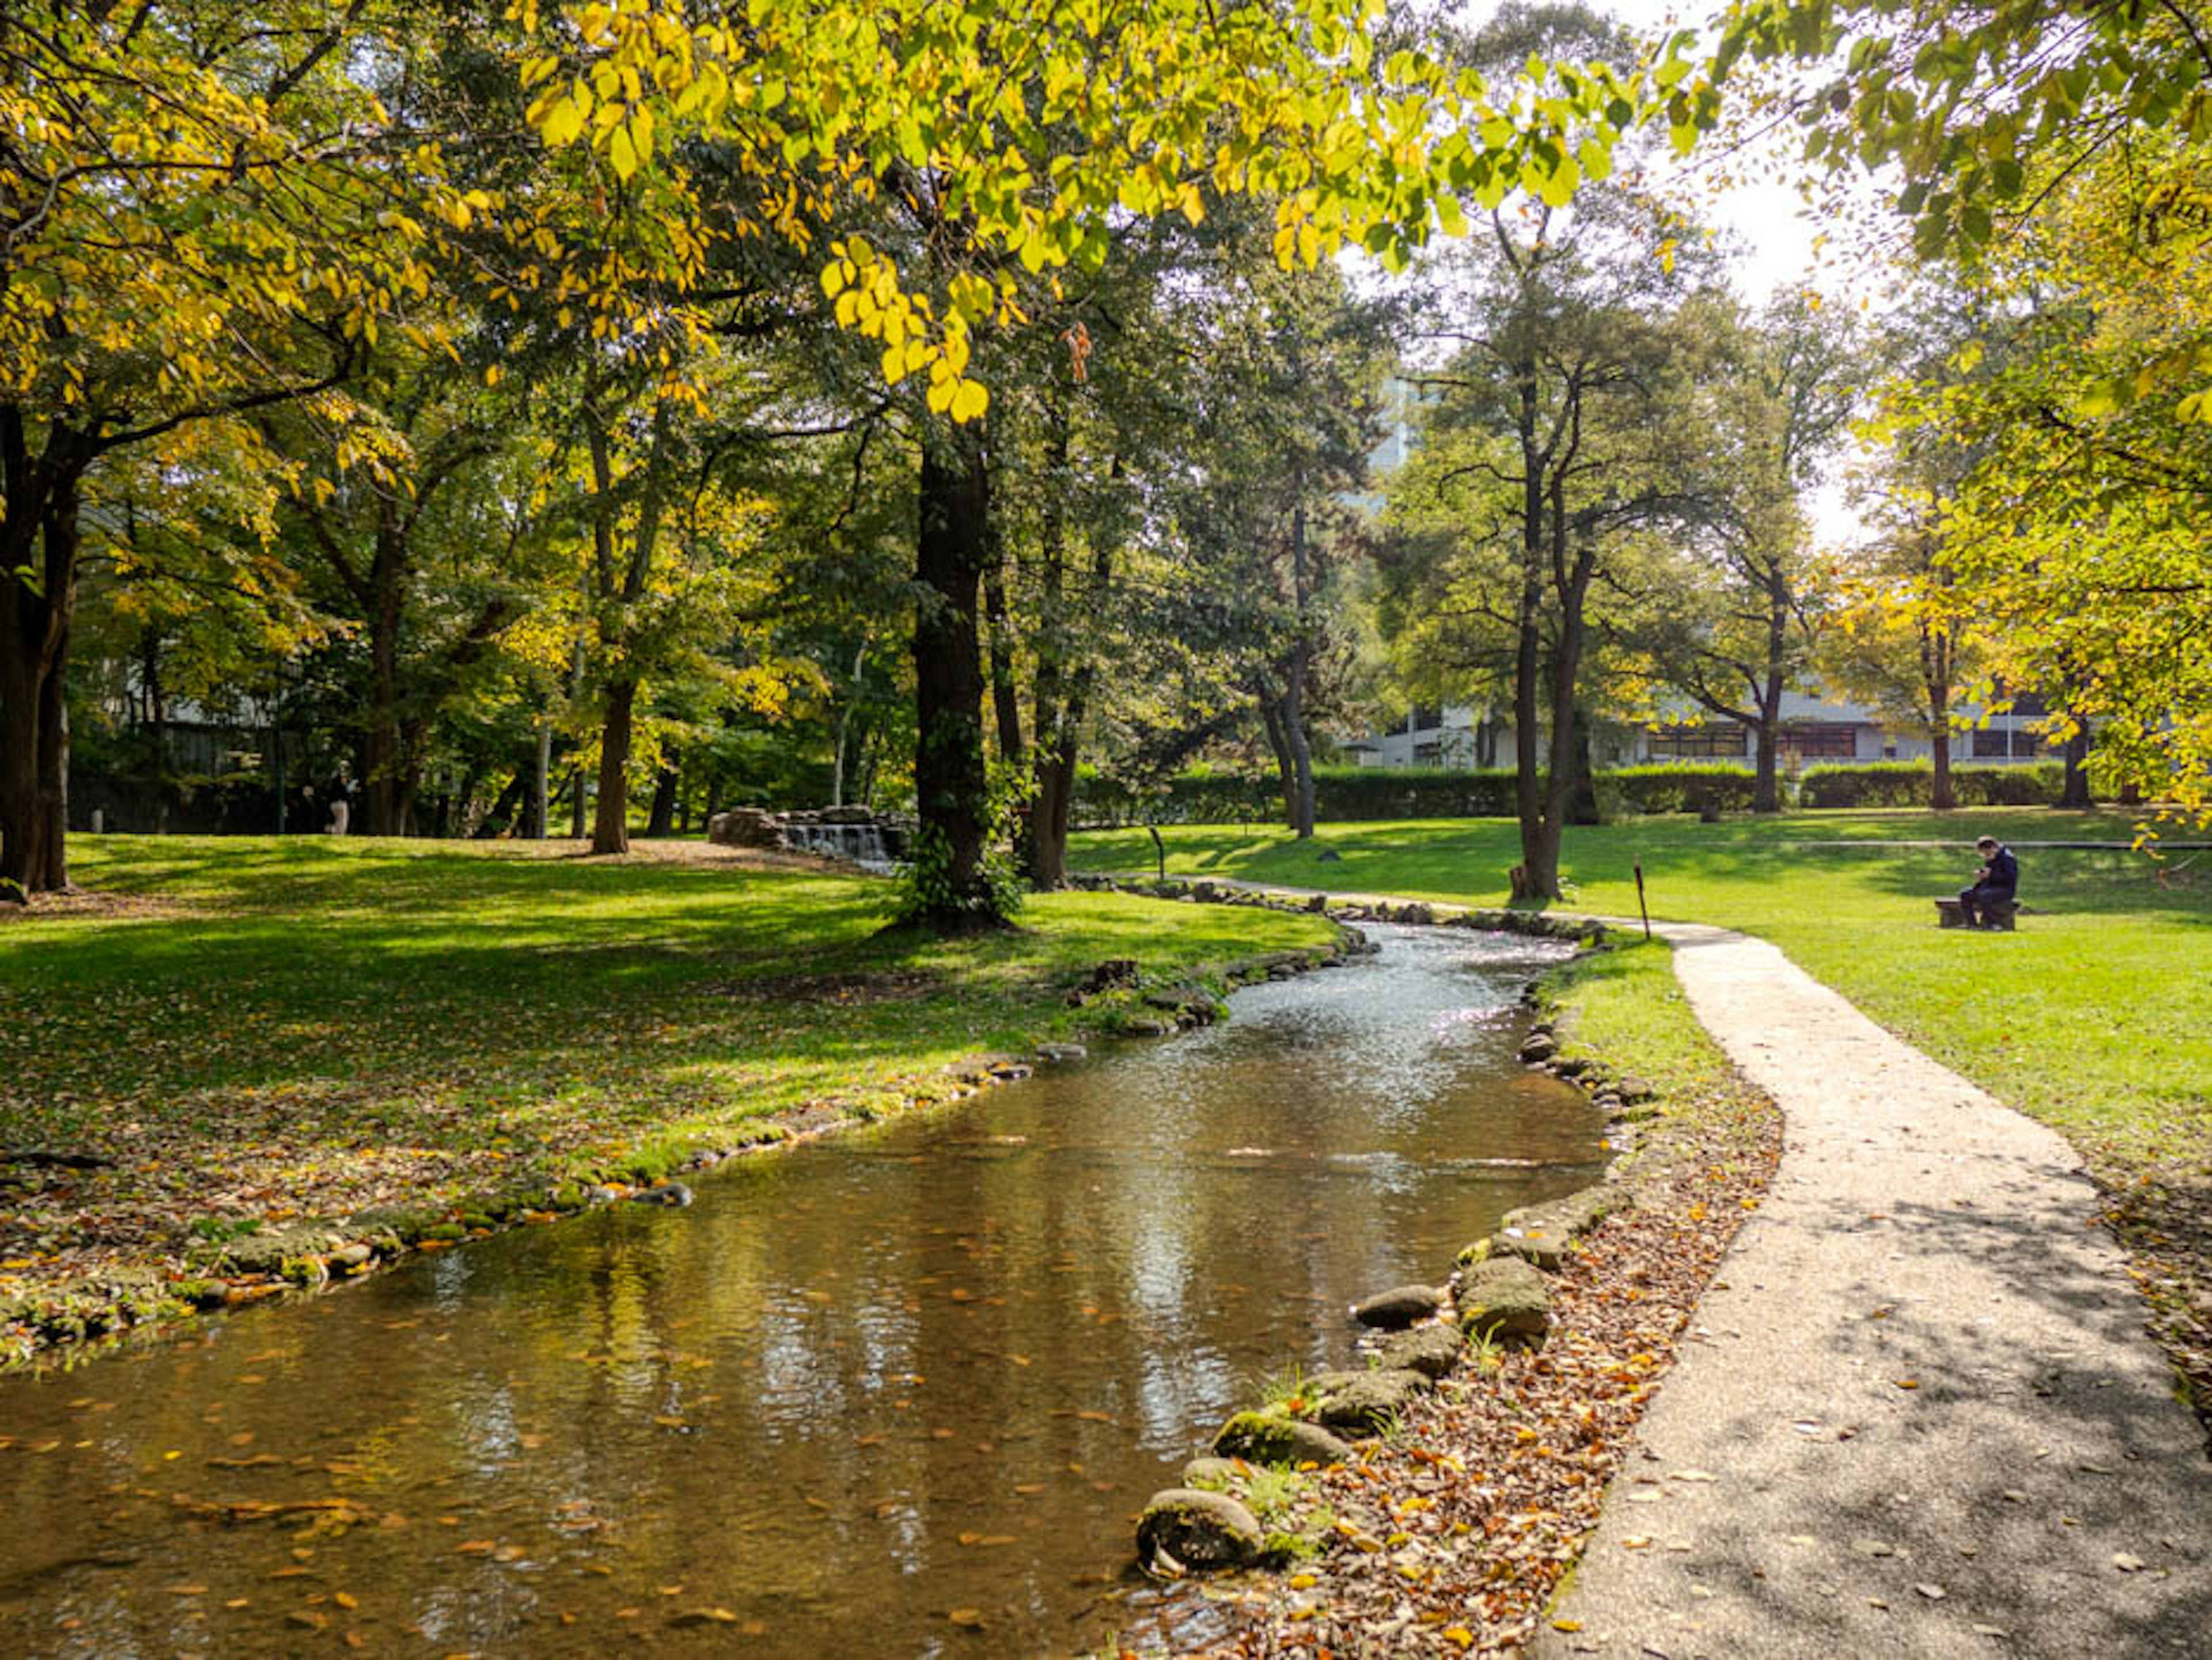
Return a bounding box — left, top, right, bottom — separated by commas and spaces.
1537, 923, 2209, 1659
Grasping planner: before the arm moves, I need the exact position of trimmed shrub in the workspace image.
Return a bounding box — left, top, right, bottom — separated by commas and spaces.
1602, 763, 1763, 816
1798, 759, 2063, 810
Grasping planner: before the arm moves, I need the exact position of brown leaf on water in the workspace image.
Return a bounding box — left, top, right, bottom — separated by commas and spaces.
948, 1608, 984, 1627
668, 1608, 741, 1628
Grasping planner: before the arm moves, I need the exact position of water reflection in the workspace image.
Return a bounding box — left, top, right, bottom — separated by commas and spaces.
0, 927, 1603, 1657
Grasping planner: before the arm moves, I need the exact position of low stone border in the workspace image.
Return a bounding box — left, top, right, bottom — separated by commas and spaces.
2, 922, 1363, 1371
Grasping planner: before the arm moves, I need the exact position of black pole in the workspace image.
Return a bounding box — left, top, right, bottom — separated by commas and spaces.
1149, 822, 1166, 883
1634, 859, 1651, 940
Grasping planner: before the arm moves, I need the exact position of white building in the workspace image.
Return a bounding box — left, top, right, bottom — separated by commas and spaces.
1349, 689, 2054, 770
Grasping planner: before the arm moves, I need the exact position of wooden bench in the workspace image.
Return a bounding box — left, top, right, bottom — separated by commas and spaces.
1936, 896, 2018, 931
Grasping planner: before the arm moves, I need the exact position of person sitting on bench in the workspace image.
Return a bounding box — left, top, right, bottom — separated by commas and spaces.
1959, 835, 2018, 928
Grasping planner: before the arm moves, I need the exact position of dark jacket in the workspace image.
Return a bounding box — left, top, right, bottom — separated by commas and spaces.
1978, 845, 2018, 893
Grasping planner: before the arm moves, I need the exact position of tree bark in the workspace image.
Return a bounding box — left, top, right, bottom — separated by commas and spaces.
1752, 566, 1790, 814
592, 678, 637, 854
532, 717, 552, 838
910, 433, 1005, 931
2061, 723, 2093, 809
646, 756, 679, 838
0, 428, 86, 899
1027, 445, 1099, 891
1283, 500, 1316, 839
983, 531, 1023, 769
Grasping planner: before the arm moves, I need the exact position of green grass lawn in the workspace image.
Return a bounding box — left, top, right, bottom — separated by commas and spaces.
0, 836, 1334, 1321
1072, 810, 2210, 1178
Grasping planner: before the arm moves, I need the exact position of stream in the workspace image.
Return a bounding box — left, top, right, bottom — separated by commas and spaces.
0, 925, 1607, 1657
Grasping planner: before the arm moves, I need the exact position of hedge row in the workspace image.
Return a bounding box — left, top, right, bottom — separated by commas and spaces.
1073, 759, 2067, 823
1796, 761, 2066, 809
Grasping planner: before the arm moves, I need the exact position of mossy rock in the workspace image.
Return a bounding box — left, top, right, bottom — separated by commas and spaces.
1502, 1186, 1616, 1240
1351, 1284, 1448, 1330
1135, 1488, 1266, 1572
1457, 1257, 1552, 1346
1212, 1411, 1355, 1469
1300, 1367, 1431, 1434
1374, 1322, 1465, 1381
1179, 1456, 1244, 1489
419, 1222, 467, 1243
549, 1183, 586, 1210
218, 1223, 345, 1276
1490, 1227, 1571, 1270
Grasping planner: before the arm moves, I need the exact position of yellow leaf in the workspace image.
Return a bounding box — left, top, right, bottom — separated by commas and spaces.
540, 96, 585, 148
948, 379, 989, 423
609, 124, 638, 182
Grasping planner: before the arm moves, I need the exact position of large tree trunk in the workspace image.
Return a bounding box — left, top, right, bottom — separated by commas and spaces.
0, 440, 85, 899
591, 678, 636, 854
910, 434, 1005, 931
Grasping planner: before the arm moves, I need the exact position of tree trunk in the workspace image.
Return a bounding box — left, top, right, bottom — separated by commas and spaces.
983, 535, 1023, 769
569, 768, 588, 839
1564, 702, 1600, 826
910, 434, 1004, 931
532, 717, 552, 838
646, 756, 679, 838
0, 444, 84, 899
1258, 681, 1298, 829
1752, 569, 1791, 813
2061, 723, 2093, 809
1284, 500, 1315, 838
1509, 375, 1556, 902
1931, 725, 1955, 810
591, 678, 636, 854
1027, 445, 1096, 891
360, 504, 408, 837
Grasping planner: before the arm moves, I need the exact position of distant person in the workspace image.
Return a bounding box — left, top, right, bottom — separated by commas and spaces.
1959, 834, 2017, 928
326, 776, 353, 836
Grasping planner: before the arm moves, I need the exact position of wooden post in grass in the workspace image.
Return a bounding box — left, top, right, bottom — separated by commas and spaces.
1634, 860, 1651, 941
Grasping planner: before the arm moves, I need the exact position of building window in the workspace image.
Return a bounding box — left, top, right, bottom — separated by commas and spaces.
1411, 705, 1443, 732
1972, 728, 2040, 758
1646, 724, 1748, 758
1413, 742, 1442, 766
1781, 723, 1857, 759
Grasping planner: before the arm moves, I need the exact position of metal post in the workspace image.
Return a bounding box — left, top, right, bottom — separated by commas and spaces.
1634, 860, 1652, 941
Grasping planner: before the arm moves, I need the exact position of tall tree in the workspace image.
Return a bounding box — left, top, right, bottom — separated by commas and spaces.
1650, 293, 1864, 811
0, 0, 488, 896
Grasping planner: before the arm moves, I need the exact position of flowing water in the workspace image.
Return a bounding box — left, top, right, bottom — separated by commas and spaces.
0, 927, 1607, 1657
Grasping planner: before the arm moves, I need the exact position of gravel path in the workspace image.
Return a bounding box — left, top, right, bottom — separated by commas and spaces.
1536, 923, 2210, 1659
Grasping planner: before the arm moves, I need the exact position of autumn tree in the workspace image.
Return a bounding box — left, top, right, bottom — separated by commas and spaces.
0, 0, 496, 897
512, 0, 1707, 927
1647, 293, 1864, 811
